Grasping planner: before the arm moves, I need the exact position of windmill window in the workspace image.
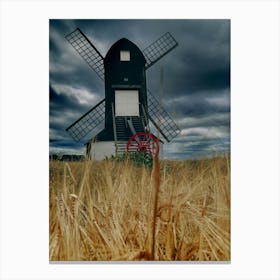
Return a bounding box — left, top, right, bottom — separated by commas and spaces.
120, 50, 130, 61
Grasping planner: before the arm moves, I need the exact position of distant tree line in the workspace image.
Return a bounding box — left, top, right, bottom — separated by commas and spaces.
49, 154, 85, 161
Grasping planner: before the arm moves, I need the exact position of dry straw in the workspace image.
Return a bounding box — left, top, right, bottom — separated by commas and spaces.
49, 155, 230, 261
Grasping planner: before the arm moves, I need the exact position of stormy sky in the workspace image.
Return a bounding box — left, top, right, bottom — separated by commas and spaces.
49, 19, 230, 159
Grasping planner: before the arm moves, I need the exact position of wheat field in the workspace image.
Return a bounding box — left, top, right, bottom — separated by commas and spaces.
49, 155, 230, 261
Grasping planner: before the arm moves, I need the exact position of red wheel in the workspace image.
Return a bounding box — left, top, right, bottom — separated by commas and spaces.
126, 132, 160, 158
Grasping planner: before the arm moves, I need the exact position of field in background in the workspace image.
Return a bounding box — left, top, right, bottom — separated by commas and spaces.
49, 155, 230, 261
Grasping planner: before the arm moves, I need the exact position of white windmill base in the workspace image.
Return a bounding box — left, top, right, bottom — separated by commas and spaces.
86, 141, 116, 160
86, 140, 145, 160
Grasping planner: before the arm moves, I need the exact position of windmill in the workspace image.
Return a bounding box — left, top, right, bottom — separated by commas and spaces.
65, 28, 181, 160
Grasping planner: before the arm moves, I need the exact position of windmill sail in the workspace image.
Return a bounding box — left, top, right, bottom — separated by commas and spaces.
66, 99, 105, 142
147, 91, 181, 142
66, 28, 105, 80
142, 32, 178, 69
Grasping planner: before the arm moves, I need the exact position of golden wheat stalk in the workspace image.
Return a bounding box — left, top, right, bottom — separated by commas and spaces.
150, 156, 160, 260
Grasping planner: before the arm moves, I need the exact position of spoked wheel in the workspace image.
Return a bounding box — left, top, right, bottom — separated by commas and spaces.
126, 132, 160, 158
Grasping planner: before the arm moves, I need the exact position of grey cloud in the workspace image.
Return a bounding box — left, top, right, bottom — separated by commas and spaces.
50, 85, 89, 116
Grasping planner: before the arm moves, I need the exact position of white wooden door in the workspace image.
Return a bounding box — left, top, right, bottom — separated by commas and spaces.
115, 90, 139, 116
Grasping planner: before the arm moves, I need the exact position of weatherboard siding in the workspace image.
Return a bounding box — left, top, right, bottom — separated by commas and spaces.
90, 141, 115, 160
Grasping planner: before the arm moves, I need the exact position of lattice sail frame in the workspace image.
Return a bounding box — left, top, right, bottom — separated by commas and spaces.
142, 32, 178, 69
66, 28, 105, 80
66, 99, 105, 142
147, 91, 181, 142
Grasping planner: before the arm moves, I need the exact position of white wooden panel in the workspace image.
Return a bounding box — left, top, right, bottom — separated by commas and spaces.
115, 90, 139, 116
90, 141, 115, 160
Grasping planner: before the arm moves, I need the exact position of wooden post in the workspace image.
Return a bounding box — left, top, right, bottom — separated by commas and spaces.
111, 103, 118, 154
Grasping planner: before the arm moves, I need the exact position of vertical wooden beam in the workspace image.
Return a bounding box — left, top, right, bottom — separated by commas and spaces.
111, 103, 118, 153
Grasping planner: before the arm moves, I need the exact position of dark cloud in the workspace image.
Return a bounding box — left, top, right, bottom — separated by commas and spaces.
50, 68, 103, 95
50, 85, 95, 153
172, 92, 230, 118
49, 85, 89, 118
49, 19, 230, 158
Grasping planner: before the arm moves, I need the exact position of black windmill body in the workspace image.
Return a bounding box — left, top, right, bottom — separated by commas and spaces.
65, 28, 181, 160
101, 38, 147, 142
